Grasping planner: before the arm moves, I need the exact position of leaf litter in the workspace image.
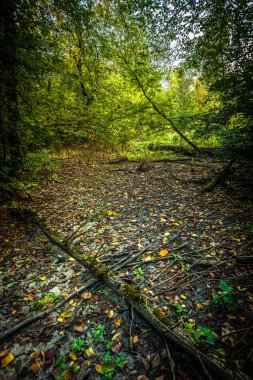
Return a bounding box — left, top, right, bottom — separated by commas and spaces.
0, 153, 252, 379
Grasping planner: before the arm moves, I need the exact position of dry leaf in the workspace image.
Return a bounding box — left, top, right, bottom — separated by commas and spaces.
85, 347, 96, 357
108, 310, 114, 318
73, 324, 84, 333
180, 294, 186, 300
137, 376, 149, 380
57, 317, 64, 323
111, 332, 120, 341
82, 292, 92, 299
0, 349, 10, 358
114, 316, 123, 327
31, 361, 41, 375
111, 342, 122, 353
131, 335, 139, 344
40, 276, 46, 281
159, 249, 169, 257
1, 352, 14, 367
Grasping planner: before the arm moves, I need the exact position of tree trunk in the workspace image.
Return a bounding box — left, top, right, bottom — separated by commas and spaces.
0, 0, 22, 174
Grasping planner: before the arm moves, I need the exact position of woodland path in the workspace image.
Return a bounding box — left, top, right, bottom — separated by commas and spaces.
0, 153, 252, 380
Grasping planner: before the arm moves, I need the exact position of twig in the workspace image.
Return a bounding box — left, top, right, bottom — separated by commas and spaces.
129, 305, 134, 350
64, 216, 94, 245
165, 338, 176, 380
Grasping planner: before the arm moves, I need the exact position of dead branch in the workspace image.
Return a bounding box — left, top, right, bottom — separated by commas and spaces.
22, 211, 249, 380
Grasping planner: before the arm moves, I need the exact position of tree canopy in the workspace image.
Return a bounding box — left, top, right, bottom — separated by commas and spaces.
0, 0, 252, 180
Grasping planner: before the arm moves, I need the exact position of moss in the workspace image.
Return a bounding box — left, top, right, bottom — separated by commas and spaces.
151, 307, 171, 327
95, 264, 110, 281
122, 284, 146, 303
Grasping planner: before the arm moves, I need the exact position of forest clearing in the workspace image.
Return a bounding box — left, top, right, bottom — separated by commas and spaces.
0, 0, 252, 379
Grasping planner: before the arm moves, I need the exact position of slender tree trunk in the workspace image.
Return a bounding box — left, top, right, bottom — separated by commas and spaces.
0, 0, 22, 174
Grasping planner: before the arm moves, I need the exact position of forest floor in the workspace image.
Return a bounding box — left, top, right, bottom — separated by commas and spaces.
0, 152, 253, 380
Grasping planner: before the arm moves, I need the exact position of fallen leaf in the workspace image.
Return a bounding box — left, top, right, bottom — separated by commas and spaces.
196, 303, 202, 309
85, 347, 96, 357
0, 349, 10, 358
131, 335, 139, 344
31, 361, 41, 375
82, 292, 92, 299
95, 363, 114, 375
111, 342, 122, 353
111, 332, 120, 341
137, 376, 149, 380
180, 295, 186, 300
57, 317, 64, 323
73, 324, 84, 333
159, 249, 169, 257
60, 312, 72, 318
108, 210, 117, 216
114, 316, 123, 327
40, 276, 46, 281
69, 353, 77, 360
1, 352, 14, 368
108, 310, 114, 318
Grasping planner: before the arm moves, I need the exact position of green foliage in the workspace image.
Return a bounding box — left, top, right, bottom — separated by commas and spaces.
212, 281, 234, 307
133, 267, 145, 280
186, 323, 216, 345
71, 338, 88, 352
94, 324, 105, 342
172, 303, 187, 314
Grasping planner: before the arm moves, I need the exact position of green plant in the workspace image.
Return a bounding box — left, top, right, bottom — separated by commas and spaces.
55, 353, 67, 370
105, 341, 113, 350
115, 355, 126, 369
133, 266, 144, 280
54, 370, 67, 380
71, 338, 88, 352
94, 324, 105, 342
186, 323, 216, 344
212, 281, 234, 306
172, 303, 187, 314
103, 352, 112, 363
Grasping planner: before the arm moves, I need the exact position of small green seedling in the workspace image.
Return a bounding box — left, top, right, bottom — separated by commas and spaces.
71, 338, 88, 352
55, 353, 67, 370
133, 267, 144, 279
103, 352, 112, 363
94, 324, 105, 342
172, 303, 187, 314
115, 355, 126, 369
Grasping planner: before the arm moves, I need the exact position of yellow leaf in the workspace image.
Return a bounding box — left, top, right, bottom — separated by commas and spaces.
114, 317, 122, 327
40, 276, 46, 281
69, 353, 77, 360
1, 352, 14, 368
196, 303, 202, 309
57, 317, 64, 323
131, 335, 139, 344
85, 347, 96, 357
68, 257, 75, 261
143, 255, 155, 261
159, 249, 169, 257
180, 295, 186, 300
108, 310, 114, 318
95, 363, 114, 375
60, 312, 72, 318
111, 332, 120, 341
108, 210, 117, 216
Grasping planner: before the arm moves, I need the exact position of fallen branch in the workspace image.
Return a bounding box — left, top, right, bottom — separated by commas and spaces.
22, 211, 249, 380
